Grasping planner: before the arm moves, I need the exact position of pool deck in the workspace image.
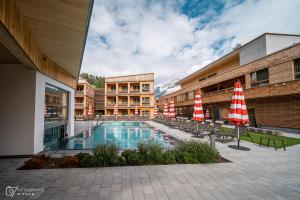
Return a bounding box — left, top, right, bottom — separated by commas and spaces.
1, 123, 300, 199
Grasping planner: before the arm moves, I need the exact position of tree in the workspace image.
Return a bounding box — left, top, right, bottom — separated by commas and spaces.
79, 73, 105, 88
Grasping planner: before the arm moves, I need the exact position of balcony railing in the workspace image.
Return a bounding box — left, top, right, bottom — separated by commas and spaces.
142, 102, 150, 106
118, 102, 128, 106
75, 103, 84, 108
107, 103, 116, 106
142, 89, 150, 92
118, 90, 128, 94
130, 90, 140, 93
107, 90, 116, 94
130, 103, 140, 106
76, 91, 84, 95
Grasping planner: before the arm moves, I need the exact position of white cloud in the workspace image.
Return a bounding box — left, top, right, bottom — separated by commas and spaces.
81, 0, 300, 86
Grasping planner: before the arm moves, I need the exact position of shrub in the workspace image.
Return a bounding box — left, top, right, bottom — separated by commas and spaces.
115, 156, 126, 166
60, 156, 79, 168
79, 154, 95, 168
175, 141, 219, 164
122, 149, 143, 165
93, 143, 118, 167
138, 141, 163, 164
76, 152, 90, 161
33, 154, 50, 161
162, 150, 176, 164
24, 158, 46, 169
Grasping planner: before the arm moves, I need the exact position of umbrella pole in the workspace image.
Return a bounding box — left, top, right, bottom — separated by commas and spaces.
197, 121, 199, 137
237, 125, 240, 148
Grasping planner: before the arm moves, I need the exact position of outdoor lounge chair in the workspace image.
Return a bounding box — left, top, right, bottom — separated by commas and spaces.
215, 126, 253, 142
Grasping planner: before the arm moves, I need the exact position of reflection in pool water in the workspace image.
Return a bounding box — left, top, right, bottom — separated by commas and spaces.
66, 121, 176, 150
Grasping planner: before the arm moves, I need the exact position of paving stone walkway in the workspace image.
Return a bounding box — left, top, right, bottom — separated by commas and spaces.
1, 125, 300, 199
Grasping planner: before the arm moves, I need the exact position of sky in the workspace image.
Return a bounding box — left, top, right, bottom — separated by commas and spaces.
81, 0, 300, 87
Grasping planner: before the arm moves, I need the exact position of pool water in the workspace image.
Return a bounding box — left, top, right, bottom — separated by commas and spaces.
65, 121, 176, 150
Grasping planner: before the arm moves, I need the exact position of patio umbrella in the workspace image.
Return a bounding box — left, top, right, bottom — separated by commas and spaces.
192, 90, 204, 135
228, 81, 249, 147
154, 105, 158, 117
168, 97, 175, 118
88, 104, 93, 117
205, 108, 210, 119
113, 106, 118, 120
163, 101, 169, 117
44, 106, 47, 116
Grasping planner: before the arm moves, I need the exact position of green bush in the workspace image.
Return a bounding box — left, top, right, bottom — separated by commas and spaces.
175, 141, 219, 164
121, 149, 143, 165
76, 152, 90, 161
138, 141, 163, 164
93, 143, 118, 167
60, 156, 79, 168
162, 150, 177, 164
79, 154, 95, 168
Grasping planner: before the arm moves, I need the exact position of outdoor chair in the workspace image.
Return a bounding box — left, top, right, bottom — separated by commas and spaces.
215, 125, 253, 142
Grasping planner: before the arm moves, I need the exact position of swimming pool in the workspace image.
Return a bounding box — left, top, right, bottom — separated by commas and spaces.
65, 121, 176, 150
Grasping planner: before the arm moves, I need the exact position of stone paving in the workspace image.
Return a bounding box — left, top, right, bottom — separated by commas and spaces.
1, 125, 300, 199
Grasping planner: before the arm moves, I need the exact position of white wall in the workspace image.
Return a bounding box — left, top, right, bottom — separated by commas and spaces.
0, 65, 75, 156
34, 72, 75, 153
266, 34, 300, 55
0, 64, 36, 156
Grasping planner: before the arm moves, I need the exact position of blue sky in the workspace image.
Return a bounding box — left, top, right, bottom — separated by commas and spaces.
81, 0, 300, 86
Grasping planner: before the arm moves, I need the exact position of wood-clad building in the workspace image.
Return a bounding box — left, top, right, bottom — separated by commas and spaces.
158, 33, 300, 130
95, 88, 105, 115
105, 73, 155, 119
75, 79, 95, 119
0, 0, 93, 155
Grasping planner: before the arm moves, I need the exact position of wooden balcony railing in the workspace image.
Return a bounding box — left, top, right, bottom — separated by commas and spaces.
118, 102, 128, 106
107, 103, 116, 106
142, 102, 150, 106
118, 90, 128, 94
130, 103, 140, 106
75, 103, 84, 108
76, 91, 84, 95
107, 90, 116, 94
130, 90, 140, 93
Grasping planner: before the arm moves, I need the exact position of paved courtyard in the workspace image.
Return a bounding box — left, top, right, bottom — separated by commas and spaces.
1, 125, 300, 199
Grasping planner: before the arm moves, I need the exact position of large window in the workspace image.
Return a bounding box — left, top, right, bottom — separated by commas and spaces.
45, 84, 69, 122
251, 68, 269, 88
295, 58, 300, 80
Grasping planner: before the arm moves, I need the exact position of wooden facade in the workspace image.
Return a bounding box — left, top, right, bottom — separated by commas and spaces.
0, 0, 91, 89
105, 73, 155, 119
158, 41, 300, 129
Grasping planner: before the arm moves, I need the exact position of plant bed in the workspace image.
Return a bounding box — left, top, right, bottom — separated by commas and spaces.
18, 141, 229, 170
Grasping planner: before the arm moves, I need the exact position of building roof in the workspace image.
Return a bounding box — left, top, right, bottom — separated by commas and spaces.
14, 0, 94, 78
106, 73, 154, 83
177, 32, 300, 85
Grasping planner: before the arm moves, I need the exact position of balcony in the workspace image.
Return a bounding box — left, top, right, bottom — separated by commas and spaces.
142, 102, 150, 106
130, 90, 140, 93
118, 102, 128, 106
130, 103, 140, 107
76, 91, 84, 95
107, 90, 116, 94
107, 103, 116, 107
75, 103, 84, 108
118, 90, 128, 94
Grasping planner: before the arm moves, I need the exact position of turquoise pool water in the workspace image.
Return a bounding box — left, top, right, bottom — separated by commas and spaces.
65, 121, 176, 150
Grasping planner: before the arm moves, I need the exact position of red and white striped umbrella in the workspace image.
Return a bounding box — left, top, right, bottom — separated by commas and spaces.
134, 107, 139, 115
163, 101, 169, 117
228, 81, 249, 147
192, 90, 204, 121
228, 81, 249, 125
88, 104, 93, 116
113, 106, 118, 116
154, 105, 158, 116
44, 106, 48, 116
205, 109, 210, 119
168, 97, 175, 118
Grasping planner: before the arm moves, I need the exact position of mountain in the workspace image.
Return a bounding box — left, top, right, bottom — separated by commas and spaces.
154, 79, 181, 98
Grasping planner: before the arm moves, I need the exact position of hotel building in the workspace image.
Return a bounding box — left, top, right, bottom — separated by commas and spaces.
75, 79, 95, 120
0, 0, 93, 155
158, 33, 300, 131
105, 73, 155, 119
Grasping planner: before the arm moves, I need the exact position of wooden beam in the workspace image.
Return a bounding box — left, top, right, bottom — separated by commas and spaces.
0, 0, 77, 89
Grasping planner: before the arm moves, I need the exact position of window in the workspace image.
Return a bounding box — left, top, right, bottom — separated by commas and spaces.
295, 58, 300, 80
142, 110, 150, 116
184, 92, 189, 100
142, 84, 150, 92
251, 68, 269, 87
